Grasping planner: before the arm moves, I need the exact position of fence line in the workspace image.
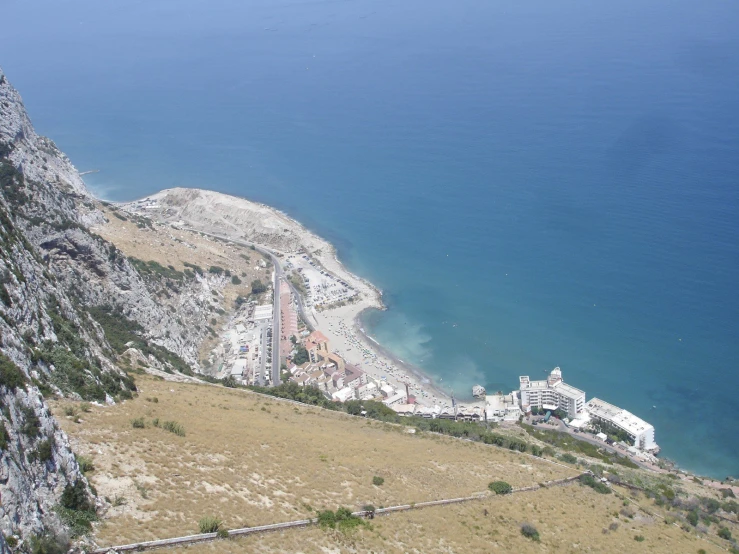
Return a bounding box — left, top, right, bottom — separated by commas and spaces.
90, 473, 587, 553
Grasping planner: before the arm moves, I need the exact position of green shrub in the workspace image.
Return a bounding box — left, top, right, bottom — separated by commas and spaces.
316, 507, 365, 533
372, 476, 384, 486
521, 523, 540, 541
199, 516, 222, 533
231, 275, 242, 285
216, 527, 230, 539
559, 453, 578, 464
61, 480, 92, 512
580, 474, 612, 494
0, 421, 9, 450
63, 406, 78, 417
162, 420, 185, 437
488, 481, 513, 495
0, 353, 27, 391
634, 535, 645, 542
35, 438, 54, 463
251, 279, 267, 295
21, 405, 41, 438
718, 527, 732, 540
686, 510, 699, 526
131, 417, 145, 429
129, 258, 185, 280
76, 455, 95, 474
208, 266, 225, 275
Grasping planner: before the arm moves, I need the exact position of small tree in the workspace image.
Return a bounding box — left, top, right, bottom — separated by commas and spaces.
372, 476, 384, 486
488, 481, 512, 495
718, 527, 732, 541
251, 279, 267, 295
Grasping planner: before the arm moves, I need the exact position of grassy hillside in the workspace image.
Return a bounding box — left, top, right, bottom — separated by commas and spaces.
52, 375, 734, 553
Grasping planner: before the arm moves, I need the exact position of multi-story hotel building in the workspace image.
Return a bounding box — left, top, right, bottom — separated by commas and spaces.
519, 367, 586, 419
586, 398, 658, 451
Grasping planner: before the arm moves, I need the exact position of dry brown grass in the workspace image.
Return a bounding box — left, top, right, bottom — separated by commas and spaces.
51, 376, 736, 553
165, 484, 726, 553
52, 375, 575, 548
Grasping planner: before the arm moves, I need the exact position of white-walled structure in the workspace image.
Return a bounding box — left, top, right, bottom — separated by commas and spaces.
486, 392, 523, 421
586, 398, 658, 451
519, 367, 585, 418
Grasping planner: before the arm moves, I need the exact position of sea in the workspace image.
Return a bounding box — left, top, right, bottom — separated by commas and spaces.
2, 0, 738, 479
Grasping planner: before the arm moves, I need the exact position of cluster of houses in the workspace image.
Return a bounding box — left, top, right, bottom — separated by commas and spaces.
286, 334, 659, 455
288, 330, 411, 405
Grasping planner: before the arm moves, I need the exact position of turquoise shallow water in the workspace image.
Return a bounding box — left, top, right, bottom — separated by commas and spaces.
2, 0, 739, 478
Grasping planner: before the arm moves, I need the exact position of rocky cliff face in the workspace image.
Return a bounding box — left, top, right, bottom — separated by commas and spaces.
0, 67, 213, 548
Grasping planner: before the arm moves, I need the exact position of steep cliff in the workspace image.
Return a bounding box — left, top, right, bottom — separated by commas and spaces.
0, 67, 215, 549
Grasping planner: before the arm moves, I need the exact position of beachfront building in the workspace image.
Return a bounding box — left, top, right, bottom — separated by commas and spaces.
332, 386, 355, 403
519, 367, 585, 419
356, 382, 377, 400
304, 330, 345, 372
383, 391, 408, 407
586, 398, 657, 451
486, 392, 523, 422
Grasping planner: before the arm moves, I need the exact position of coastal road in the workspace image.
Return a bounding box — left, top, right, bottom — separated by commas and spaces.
172, 227, 302, 387
271, 263, 281, 387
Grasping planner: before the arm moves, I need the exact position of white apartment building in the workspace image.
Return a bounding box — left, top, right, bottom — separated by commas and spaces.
519, 367, 585, 419
586, 398, 657, 451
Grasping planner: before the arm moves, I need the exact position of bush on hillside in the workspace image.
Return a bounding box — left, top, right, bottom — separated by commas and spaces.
251, 279, 267, 295
488, 481, 512, 495
0, 353, 27, 391
521, 523, 540, 541
162, 420, 185, 437
199, 516, 222, 533
580, 474, 611, 494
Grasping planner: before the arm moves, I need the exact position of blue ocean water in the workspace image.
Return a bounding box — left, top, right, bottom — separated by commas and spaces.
2, 0, 738, 478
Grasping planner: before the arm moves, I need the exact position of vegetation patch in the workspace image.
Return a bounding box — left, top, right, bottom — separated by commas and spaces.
580, 473, 611, 494
521, 423, 638, 467
0, 352, 27, 391
488, 481, 512, 495
162, 420, 185, 437
520, 522, 540, 541
198, 516, 223, 534
88, 304, 191, 375
316, 507, 367, 533
250, 279, 267, 295
57, 479, 97, 536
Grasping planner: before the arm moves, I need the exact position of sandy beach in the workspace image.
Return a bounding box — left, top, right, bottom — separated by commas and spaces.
313, 304, 453, 408
125, 188, 456, 408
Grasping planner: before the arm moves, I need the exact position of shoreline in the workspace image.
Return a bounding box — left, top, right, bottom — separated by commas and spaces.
100, 187, 737, 479
117, 187, 454, 407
